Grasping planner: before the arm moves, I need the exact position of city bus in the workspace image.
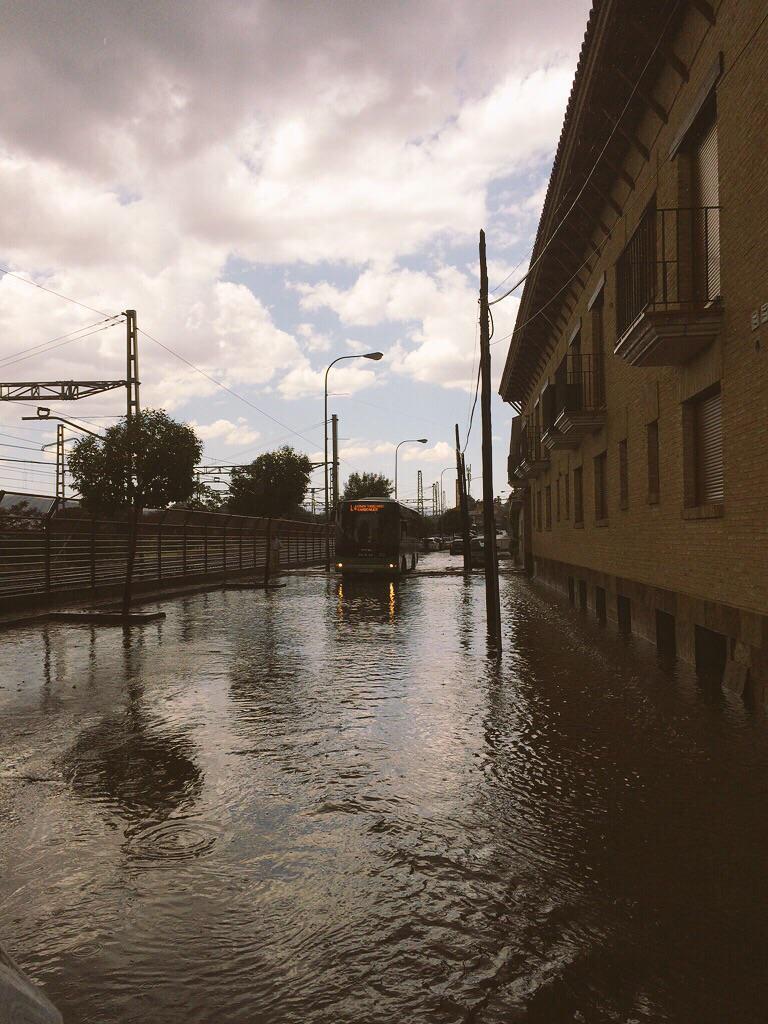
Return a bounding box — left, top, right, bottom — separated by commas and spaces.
335, 498, 422, 574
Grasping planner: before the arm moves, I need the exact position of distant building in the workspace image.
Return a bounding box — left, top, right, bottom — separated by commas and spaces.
500, 1, 767, 697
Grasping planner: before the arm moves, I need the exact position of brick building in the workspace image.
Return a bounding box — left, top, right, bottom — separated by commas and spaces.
500, 0, 768, 697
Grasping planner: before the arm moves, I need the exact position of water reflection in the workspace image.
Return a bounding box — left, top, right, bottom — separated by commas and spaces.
4, 566, 768, 1024
63, 682, 203, 824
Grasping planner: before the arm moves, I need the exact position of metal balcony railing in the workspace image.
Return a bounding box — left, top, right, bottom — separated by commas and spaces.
616, 206, 721, 337
543, 353, 604, 432
522, 420, 547, 464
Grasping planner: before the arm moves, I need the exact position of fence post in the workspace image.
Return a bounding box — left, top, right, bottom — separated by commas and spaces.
157, 520, 163, 581
44, 512, 52, 595
90, 515, 97, 590
182, 513, 189, 576
264, 518, 272, 583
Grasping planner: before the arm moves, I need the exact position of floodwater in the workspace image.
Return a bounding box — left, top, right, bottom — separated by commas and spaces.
2, 555, 768, 1023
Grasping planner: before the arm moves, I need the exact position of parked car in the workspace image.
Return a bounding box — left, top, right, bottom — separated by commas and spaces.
449, 538, 463, 555
422, 536, 439, 552
469, 537, 485, 565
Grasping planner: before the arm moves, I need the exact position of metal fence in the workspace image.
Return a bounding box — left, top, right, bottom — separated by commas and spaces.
0, 503, 330, 604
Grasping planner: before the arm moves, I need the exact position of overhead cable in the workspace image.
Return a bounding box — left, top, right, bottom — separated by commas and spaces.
487, 0, 681, 308
0, 267, 114, 318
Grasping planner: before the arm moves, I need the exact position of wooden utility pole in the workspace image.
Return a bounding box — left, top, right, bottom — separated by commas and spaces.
479, 230, 502, 644
455, 423, 472, 571
331, 413, 339, 511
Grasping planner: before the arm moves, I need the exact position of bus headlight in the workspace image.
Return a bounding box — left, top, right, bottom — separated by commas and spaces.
336, 562, 343, 568
389, 563, 395, 568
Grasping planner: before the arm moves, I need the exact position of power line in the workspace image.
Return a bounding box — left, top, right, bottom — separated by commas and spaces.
0, 441, 56, 454
138, 328, 327, 451
487, 0, 682, 308
490, 234, 608, 349
0, 316, 122, 369
719, 5, 768, 86
0, 456, 57, 465
463, 303, 494, 452
0, 267, 114, 318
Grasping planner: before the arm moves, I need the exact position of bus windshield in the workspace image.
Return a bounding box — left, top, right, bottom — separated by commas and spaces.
337, 502, 399, 557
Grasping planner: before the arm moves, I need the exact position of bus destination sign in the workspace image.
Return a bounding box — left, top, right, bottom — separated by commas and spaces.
349, 503, 385, 513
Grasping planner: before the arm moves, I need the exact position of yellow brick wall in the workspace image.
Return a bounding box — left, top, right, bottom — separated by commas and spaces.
518, 0, 768, 618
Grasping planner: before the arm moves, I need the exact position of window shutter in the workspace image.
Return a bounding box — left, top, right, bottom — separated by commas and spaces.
694, 118, 720, 299
696, 389, 724, 503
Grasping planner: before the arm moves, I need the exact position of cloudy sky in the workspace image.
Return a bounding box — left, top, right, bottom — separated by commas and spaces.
0, 0, 590, 509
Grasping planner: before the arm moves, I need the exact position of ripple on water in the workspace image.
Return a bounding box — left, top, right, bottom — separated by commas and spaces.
124, 818, 220, 864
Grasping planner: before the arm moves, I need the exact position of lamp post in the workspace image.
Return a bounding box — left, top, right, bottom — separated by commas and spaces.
394, 438, 427, 500
324, 351, 383, 570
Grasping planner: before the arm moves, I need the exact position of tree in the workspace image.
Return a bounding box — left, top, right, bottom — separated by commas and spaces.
342, 472, 393, 500
173, 480, 226, 512
228, 446, 312, 517
68, 409, 202, 615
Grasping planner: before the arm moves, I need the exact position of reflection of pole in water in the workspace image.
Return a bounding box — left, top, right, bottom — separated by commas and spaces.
43, 628, 52, 693
389, 582, 396, 622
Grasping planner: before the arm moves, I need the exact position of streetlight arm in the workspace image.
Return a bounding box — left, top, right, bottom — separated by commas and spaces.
323, 350, 384, 569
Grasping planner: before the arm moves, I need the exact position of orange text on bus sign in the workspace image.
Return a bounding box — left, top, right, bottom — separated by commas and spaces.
349, 503, 385, 512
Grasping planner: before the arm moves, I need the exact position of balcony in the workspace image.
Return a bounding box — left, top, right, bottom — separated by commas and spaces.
541, 353, 605, 450
517, 423, 549, 478
614, 206, 723, 367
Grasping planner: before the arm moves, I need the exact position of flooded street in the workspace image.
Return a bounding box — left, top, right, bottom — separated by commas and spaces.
2, 554, 768, 1023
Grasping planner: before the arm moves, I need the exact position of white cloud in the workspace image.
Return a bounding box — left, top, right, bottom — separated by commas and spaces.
0, 0, 589, 492
191, 417, 260, 446
278, 357, 380, 401
403, 440, 455, 463
297, 263, 519, 392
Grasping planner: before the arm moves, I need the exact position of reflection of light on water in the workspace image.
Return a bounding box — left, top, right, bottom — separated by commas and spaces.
337, 583, 344, 619
389, 582, 396, 622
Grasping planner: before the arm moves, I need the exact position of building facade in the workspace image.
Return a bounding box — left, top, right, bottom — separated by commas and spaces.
500, 0, 768, 698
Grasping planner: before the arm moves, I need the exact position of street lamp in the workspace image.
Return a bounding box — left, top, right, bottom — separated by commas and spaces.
324, 351, 383, 570
394, 438, 427, 500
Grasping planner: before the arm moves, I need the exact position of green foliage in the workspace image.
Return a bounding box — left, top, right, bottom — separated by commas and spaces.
173, 480, 226, 512
68, 409, 202, 513
228, 446, 312, 517
342, 471, 393, 500
0, 499, 44, 531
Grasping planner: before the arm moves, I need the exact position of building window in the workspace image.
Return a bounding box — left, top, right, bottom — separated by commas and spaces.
556, 477, 561, 522
594, 451, 608, 521
618, 439, 628, 510
573, 466, 583, 525
692, 104, 720, 302
617, 199, 656, 336
545, 485, 552, 530
536, 488, 542, 531
684, 385, 724, 506
564, 472, 570, 520
647, 420, 660, 504
591, 292, 606, 407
